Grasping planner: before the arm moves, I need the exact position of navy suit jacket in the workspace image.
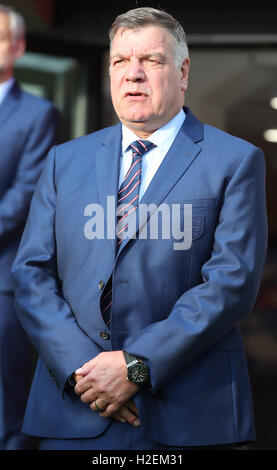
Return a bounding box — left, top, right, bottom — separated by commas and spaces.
0, 82, 59, 293
12, 108, 267, 446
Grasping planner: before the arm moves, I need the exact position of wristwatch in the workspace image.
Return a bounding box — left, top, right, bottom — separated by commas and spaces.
123, 350, 150, 388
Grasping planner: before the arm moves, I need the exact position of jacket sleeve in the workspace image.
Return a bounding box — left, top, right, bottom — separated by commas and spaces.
12, 147, 102, 394
126, 146, 268, 392
0, 103, 59, 242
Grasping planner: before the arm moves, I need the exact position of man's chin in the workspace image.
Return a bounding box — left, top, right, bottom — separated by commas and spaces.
120, 117, 154, 134
120, 112, 164, 135
122, 113, 148, 123
120, 114, 152, 129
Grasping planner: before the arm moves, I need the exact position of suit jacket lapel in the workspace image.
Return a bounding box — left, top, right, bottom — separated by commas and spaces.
0, 82, 21, 130
94, 123, 122, 255
117, 107, 204, 255
141, 111, 203, 209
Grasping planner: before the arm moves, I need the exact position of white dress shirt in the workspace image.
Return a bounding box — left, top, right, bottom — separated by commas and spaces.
120, 108, 186, 200
0, 77, 15, 107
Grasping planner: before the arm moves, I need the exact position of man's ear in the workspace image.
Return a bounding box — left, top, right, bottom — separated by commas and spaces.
13, 38, 26, 61
181, 58, 190, 92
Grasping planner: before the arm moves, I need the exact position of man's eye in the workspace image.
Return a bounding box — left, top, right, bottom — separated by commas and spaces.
145, 58, 160, 65
113, 59, 125, 66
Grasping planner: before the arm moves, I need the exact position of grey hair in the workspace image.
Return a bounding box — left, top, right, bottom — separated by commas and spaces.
0, 4, 25, 41
109, 7, 189, 68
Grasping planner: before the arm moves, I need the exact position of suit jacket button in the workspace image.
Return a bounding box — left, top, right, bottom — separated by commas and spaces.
100, 331, 110, 340
99, 280, 105, 290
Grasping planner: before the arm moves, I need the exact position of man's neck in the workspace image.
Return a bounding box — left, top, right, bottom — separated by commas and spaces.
0, 69, 14, 85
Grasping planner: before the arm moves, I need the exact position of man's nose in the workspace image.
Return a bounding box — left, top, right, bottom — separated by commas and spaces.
125, 59, 145, 81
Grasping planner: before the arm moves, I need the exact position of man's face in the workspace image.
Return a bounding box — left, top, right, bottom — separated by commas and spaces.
0, 12, 25, 82
110, 25, 190, 138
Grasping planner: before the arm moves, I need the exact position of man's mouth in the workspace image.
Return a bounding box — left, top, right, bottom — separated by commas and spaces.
124, 92, 148, 100
125, 92, 147, 97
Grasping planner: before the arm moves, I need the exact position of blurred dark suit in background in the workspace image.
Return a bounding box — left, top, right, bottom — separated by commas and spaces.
0, 4, 59, 449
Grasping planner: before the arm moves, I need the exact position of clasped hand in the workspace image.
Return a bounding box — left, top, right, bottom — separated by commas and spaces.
74, 350, 140, 427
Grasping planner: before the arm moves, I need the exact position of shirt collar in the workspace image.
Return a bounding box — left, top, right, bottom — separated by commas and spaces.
0, 77, 15, 106
121, 108, 186, 154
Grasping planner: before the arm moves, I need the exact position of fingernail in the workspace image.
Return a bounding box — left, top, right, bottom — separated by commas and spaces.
133, 419, 140, 427
120, 418, 126, 423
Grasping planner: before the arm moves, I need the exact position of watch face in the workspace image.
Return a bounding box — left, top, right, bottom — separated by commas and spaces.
128, 363, 149, 385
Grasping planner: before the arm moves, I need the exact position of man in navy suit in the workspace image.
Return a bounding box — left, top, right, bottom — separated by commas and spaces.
0, 4, 59, 450
12, 8, 267, 450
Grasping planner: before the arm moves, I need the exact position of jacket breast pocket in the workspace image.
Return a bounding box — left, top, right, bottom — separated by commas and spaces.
169, 198, 217, 242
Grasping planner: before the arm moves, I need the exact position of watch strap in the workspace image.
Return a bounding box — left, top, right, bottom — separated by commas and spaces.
123, 350, 140, 366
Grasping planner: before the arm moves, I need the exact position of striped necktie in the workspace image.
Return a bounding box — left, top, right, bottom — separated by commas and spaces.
116, 139, 155, 246
100, 139, 155, 325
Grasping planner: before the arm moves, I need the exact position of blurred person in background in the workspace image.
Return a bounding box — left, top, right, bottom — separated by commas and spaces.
13, 8, 267, 450
0, 4, 59, 450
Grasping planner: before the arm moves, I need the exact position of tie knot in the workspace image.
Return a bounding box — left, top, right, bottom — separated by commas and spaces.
130, 139, 155, 157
